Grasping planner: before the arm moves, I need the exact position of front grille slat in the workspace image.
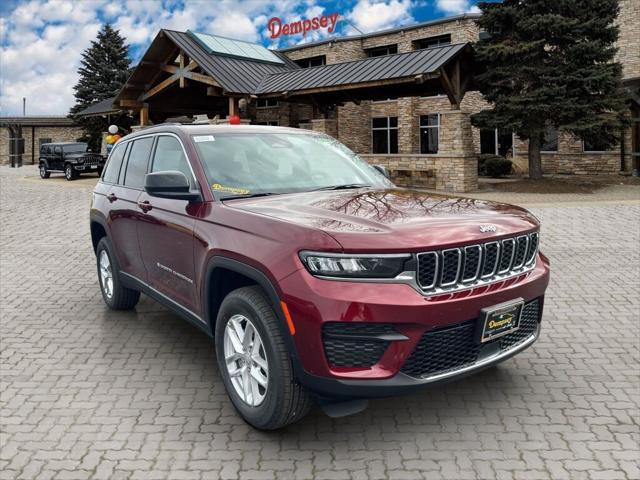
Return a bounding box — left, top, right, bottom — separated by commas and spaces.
401, 299, 541, 378
416, 232, 539, 292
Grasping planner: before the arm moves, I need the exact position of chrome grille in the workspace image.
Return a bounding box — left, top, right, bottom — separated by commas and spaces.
416, 232, 539, 292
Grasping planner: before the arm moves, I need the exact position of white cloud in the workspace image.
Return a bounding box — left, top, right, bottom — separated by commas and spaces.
348, 0, 414, 33
435, 0, 478, 15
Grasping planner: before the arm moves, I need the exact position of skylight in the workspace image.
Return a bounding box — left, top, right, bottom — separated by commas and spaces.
188, 31, 284, 65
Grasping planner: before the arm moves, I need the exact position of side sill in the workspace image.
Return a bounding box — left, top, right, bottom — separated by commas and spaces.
119, 271, 211, 337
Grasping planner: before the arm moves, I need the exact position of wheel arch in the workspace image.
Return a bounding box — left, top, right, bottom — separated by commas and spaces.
203, 256, 300, 361
90, 216, 108, 253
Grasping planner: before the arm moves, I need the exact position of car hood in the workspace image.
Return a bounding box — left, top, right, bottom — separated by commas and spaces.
226, 188, 540, 251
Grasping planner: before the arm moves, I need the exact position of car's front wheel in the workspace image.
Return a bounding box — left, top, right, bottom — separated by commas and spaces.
39, 164, 50, 179
215, 286, 312, 430
64, 164, 78, 181
96, 237, 140, 310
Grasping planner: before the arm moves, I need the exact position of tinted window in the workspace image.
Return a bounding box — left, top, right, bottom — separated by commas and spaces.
54, 146, 62, 154
124, 137, 154, 188
151, 136, 195, 188
62, 143, 87, 153
102, 143, 127, 184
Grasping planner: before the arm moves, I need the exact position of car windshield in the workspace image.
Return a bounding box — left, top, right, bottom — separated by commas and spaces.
191, 132, 392, 198
62, 143, 88, 153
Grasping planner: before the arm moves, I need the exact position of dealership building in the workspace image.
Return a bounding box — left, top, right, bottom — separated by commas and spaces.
75, 2, 639, 191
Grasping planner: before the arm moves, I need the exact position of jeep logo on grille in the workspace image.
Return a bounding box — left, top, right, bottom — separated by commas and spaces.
480, 224, 497, 233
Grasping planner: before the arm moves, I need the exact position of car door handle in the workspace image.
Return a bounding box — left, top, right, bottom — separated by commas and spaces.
106, 193, 117, 203
137, 200, 153, 213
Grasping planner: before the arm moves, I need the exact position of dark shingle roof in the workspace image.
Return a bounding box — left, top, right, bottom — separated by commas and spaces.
162, 30, 296, 94
256, 43, 467, 94
76, 97, 118, 117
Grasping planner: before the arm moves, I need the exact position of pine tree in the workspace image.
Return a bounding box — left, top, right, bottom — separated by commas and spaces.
471, 0, 627, 179
70, 24, 132, 151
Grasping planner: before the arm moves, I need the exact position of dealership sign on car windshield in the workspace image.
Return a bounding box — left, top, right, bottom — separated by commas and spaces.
268, 13, 340, 39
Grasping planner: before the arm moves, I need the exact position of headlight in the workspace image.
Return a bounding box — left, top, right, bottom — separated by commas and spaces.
299, 251, 410, 278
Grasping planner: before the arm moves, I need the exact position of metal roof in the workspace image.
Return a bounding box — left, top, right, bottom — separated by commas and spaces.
162, 30, 296, 94
256, 43, 468, 94
76, 97, 118, 117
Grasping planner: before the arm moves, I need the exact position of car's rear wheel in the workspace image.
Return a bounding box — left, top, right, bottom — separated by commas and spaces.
39, 164, 50, 179
215, 286, 312, 430
96, 237, 140, 310
64, 164, 78, 181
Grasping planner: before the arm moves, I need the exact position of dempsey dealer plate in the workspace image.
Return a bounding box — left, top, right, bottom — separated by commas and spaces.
477, 298, 524, 343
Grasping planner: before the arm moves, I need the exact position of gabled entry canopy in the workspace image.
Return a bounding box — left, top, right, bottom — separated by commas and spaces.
114, 28, 474, 124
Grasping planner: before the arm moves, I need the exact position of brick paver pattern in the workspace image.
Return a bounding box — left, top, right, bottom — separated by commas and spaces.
1, 167, 639, 480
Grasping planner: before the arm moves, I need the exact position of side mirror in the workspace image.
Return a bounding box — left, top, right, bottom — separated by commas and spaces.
144, 171, 201, 201
373, 164, 390, 179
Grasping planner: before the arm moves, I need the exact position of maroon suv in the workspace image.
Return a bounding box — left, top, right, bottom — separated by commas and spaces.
90, 124, 550, 429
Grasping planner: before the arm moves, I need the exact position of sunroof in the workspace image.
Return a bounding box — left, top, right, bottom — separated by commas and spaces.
188, 31, 284, 64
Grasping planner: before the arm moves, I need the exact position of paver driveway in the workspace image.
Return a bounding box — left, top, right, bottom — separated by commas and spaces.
1, 167, 639, 480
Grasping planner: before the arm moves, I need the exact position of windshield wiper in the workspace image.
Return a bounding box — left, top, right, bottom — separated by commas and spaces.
308, 183, 372, 192
222, 192, 277, 200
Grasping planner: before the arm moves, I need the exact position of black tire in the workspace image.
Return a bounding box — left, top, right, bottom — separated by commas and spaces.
64, 163, 78, 181
96, 237, 140, 310
39, 164, 50, 179
215, 286, 312, 430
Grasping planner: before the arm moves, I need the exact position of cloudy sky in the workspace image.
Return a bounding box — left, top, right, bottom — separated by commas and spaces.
0, 0, 481, 116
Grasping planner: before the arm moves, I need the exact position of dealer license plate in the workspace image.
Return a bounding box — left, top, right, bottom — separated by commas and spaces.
477, 298, 524, 343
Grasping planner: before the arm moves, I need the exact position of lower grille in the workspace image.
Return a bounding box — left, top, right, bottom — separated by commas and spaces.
401, 299, 541, 378
322, 323, 396, 368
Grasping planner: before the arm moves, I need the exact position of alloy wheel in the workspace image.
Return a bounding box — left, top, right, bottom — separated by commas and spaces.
99, 250, 114, 299
223, 314, 269, 407
65, 165, 72, 180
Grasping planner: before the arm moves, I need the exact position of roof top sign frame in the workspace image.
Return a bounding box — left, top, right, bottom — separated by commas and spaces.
187, 30, 284, 65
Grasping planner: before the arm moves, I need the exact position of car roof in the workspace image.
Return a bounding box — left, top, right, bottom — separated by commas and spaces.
123, 123, 322, 139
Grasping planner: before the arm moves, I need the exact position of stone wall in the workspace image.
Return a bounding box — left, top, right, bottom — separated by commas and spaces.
0, 125, 84, 166
283, 38, 366, 65
616, 0, 640, 80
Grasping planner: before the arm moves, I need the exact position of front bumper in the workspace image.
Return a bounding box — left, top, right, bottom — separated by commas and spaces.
279, 253, 550, 398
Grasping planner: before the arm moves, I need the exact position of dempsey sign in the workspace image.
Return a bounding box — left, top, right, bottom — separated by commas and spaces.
268, 13, 340, 39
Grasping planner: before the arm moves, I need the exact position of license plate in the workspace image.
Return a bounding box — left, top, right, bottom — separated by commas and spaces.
477, 298, 524, 343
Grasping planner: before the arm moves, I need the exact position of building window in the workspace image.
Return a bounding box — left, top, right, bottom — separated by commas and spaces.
372, 117, 398, 154
583, 136, 613, 152
541, 125, 558, 152
480, 129, 513, 157
414, 34, 451, 50
420, 114, 439, 154
294, 55, 326, 68
256, 98, 278, 108
255, 121, 279, 126
366, 44, 398, 57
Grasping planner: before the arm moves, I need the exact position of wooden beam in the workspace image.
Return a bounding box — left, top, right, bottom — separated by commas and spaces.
438, 67, 460, 109
228, 97, 239, 116
119, 99, 143, 108
179, 52, 186, 88
186, 61, 198, 71
207, 86, 223, 96
141, 74, 179, 101
139, 103, 149, 126
160, 64, 179, 74
184, 71, 222, 88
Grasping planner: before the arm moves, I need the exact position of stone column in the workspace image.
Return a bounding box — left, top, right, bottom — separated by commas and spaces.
434, 109, 478, 192
397, 97, 417, 154
310, 119, 338, 138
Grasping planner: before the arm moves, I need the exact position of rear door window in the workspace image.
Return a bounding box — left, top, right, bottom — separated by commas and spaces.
102, 143, 127, 184
123, 137, 154, 189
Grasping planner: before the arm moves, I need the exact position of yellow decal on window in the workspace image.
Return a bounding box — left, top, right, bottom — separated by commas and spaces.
212, 183, 250, 195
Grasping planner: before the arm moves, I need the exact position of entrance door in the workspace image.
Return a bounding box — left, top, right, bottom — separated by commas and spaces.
136, 134, 202, 317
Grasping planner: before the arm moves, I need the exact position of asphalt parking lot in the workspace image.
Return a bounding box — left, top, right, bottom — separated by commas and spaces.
1, 166, 639, 480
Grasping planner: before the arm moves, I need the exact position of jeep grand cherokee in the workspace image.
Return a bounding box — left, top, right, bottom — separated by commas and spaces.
89, 124, 550, 430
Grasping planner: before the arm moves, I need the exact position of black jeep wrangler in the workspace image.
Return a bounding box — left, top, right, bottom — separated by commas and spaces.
38, 142, 106, 180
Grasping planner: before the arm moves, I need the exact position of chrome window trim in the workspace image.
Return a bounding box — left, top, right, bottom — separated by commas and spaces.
416, 251, 438, 289
462, 245, 482, 283
439, 248, 462, 287
480, 241, 500, 279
